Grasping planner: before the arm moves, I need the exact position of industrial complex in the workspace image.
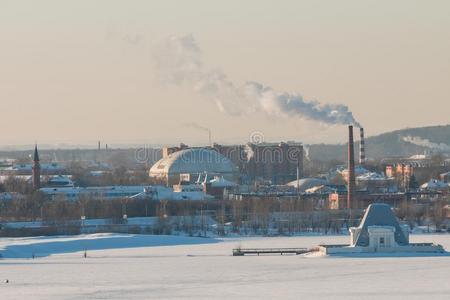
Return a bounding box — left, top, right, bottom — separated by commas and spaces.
0, 125, 449, 237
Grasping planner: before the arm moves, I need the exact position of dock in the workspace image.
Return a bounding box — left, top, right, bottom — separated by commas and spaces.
232, 247, 313, 256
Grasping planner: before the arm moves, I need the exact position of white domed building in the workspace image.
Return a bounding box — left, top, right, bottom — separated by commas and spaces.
149, 148, 238, 186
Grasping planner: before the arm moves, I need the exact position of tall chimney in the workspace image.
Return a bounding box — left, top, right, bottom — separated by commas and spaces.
347, 125, 356, 210
359, 127, 366, 165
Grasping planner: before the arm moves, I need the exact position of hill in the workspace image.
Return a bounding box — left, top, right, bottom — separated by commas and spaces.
309, 124, 450, 161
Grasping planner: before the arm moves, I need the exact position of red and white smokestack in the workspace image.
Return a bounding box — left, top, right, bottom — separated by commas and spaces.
359, 127, 366, 165
347, 125, 356, 210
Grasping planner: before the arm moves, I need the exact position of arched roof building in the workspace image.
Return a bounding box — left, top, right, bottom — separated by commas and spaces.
149, 148, 238, 186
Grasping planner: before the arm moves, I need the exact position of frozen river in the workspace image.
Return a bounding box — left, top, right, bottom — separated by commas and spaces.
1, 234, 449, 299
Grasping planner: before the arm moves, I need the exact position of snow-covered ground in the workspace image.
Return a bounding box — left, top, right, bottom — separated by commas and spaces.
1, 234, 450, 299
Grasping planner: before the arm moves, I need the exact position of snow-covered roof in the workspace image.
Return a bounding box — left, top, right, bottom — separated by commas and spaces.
336, 165, 370, 176
48, 175, 72, 182
208, 176, 237, 188
409, 154, 429, 160
48, 175, 74, 187
130, 186, 213, 201
420, 179, 449, 191
90, 170, 109, 177
40, 186, 146, 200
357, 172, 387, 181
0, 175, 74, 183
7, 163, 64, 171
286, 178, 329, 192
87, 161, 112, 170
305, 185, 334, 194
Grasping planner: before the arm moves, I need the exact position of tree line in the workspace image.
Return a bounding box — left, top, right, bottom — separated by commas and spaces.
1, 194, 448, 237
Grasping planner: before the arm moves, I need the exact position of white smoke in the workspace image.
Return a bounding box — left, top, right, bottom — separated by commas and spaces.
154, 34, 361, 127
183, 122, 209, 133
244, 144, 255, 162
402, 136, 450, 152
183, 122, 212, 145
303, 145, 311, 161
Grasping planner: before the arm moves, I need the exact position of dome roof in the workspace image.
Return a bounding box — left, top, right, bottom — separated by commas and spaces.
150, 148, 237, 178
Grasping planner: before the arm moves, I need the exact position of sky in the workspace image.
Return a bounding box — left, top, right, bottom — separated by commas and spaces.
1, 0, 449, 147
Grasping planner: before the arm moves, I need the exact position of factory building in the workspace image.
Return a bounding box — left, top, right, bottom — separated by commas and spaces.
356, 172, 397, 194
386, 163, 414, 189
328, 191, 406, 210
149, 148, 238, 186
214, 142, 303, 185
245, 142, 303, 184
211, 144, 247, 177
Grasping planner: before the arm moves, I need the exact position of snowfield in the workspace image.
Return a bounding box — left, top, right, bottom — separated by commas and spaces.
1, 234, 450, 299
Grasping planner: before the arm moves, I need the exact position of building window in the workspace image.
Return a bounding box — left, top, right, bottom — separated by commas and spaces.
379, 237, 385, 246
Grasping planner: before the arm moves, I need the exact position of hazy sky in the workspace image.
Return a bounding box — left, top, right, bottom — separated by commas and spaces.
1, 0, 449, 147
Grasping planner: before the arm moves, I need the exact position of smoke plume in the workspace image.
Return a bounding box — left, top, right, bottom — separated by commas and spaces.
183, 122, 212, 145
303, 145, 311, 161
243, 145, 253, 162
184, 122, 209, 133
402, 136, 450, 152
154, 34, 361, 127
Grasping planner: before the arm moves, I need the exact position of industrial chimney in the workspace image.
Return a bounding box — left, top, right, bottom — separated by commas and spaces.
347, 125, 356, 210
359, 127, 366, 165
208, 129, 212, 147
